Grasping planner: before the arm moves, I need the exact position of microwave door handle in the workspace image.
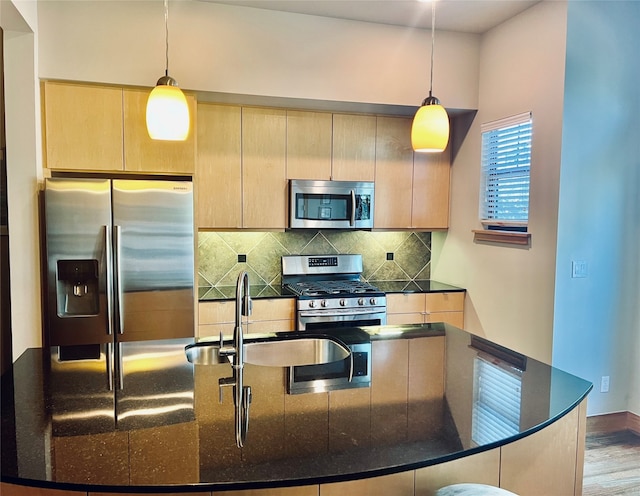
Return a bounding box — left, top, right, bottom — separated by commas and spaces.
350, 190, 356, 227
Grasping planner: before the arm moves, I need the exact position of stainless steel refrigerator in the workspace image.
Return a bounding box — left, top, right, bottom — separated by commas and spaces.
44, 177, 195, 431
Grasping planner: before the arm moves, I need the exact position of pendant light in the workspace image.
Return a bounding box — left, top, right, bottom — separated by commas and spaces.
146, 0, 190, 141
411, 1, 449, 153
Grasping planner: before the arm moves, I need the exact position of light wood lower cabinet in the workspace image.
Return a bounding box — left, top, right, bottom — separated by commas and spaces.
198, 298, 295, 338
387, 292, 464, 328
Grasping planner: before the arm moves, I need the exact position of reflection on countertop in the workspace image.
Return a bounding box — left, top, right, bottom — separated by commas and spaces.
1, 324, 591, 492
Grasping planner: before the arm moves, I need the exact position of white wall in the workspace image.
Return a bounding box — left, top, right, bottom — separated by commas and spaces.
1, 0, 43, 360
431, 1, 568, 364
552, 0, 640, 416
37, 0, 479, 109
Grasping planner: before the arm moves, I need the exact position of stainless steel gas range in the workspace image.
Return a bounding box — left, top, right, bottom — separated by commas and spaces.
281, 254, 387, 331
282, 254, 385, 394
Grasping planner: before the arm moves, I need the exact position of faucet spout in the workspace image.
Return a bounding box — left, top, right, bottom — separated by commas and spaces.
231, 271, 252, 447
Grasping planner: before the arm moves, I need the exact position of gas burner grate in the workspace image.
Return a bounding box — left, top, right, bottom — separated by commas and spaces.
284, 280, 381, 297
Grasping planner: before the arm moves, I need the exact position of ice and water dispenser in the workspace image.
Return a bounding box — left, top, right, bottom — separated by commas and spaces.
55, 259, 100, 317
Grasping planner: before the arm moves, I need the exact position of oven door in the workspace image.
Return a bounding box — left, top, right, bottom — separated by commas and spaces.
298, 308, 386, 331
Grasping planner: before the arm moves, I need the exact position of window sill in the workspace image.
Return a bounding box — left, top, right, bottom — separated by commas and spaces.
473, 229, 531, 246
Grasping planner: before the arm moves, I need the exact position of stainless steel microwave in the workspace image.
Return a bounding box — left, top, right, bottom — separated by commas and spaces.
289, 180, 374, 229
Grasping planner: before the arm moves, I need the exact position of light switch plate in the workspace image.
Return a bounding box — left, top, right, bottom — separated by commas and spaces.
571, 260, 588, 278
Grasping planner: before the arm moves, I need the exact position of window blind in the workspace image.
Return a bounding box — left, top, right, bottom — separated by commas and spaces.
480, 112, 532, 224
471, 355, 522, 446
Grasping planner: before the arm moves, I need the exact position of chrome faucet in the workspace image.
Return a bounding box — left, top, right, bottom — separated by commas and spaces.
218, 271, 252, 448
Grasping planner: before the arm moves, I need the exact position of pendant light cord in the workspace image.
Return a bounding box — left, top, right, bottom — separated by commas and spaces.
164, 0, 169, 77
429, 1, 436, 97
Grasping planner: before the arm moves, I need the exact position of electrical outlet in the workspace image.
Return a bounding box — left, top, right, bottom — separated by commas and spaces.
600, 375, 610, 393
571, 260, 588, 278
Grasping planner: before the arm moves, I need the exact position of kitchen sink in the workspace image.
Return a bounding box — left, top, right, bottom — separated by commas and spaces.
185, 334, 351, 367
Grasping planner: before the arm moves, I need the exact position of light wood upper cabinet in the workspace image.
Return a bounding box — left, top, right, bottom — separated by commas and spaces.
286, 110, 332, 180
331, 113, 376, 182
196, 105, 287, 230
122, 88, 196, 174
42, 81, 124, 171
242, 107, 287, 229
374, 116, 414, 228
412, 145, 451, 229
42, 81, 195, 174
374, 115, 451, 230
197, 103, 242, 228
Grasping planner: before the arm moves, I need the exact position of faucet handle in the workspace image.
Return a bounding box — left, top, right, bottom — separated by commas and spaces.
218, 376, 234, 404
242, 295, 252, 317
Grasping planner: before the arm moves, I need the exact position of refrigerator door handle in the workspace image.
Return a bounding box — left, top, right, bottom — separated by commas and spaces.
105, 225, 114, 336
114, 225, 124, 335
117, 342, 124, 390
106, 342, 114, 391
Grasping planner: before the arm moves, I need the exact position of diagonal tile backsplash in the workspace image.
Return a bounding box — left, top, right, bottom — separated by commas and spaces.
198, 230, 431, 297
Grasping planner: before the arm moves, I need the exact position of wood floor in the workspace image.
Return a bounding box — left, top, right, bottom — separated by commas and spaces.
583, 430, 640, 495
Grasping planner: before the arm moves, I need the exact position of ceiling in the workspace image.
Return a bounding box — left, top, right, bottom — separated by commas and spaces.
200, 0, 541, 34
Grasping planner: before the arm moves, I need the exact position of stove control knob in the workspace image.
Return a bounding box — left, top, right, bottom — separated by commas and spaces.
309, 301, 316, 308
321, 300, 328, 308
358, 298, 365, 305
340, 299, 346, 307
370, 298, 377, 305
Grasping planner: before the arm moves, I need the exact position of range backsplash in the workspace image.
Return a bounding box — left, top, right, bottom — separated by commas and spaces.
198, 230, 431, 298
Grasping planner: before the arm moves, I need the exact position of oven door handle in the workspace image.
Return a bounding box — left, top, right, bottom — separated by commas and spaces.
299, 308, 386, 318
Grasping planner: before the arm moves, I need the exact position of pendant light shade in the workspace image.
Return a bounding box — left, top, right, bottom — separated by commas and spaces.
411, 1, 449, 153
147, 76, 190, 141
411, 93, 450, 152
146, 0, 190, 141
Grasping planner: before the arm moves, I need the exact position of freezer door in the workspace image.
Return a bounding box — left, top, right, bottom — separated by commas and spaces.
45, 178, 113, 346
115, 338, 195, 430
112, 179, 195, 341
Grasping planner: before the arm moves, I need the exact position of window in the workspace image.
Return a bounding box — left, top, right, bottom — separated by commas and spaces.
479, 112, 532, 229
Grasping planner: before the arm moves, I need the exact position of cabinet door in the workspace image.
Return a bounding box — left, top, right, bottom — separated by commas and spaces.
412, 146, 451, 229
197, 103, 242, 228
386, 293, 426, 325
331, 113, 376, 181
286, 110, 332, 180
43, 81, 124, 171
123, 88, 196, 174
242, 107, 287, 229
374, 116, 414, 228
424, 292, 464, 313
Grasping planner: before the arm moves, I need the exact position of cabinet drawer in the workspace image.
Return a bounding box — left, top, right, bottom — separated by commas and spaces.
198, 300, 235, 325
386, 293, 425, 314
386, 313, 424, 326
425, 311, 464, 328
250, 298, 296, 322
424, 292, 464, 313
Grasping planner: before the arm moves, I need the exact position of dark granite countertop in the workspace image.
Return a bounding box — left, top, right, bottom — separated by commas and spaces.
1, 324, 591, 493
198, 280, 465, 301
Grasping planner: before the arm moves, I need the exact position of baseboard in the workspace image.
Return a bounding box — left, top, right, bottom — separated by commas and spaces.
587, 411, 640, 435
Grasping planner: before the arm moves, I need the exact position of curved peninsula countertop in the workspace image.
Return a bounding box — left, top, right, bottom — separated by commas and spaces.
1, 324, 591, 495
